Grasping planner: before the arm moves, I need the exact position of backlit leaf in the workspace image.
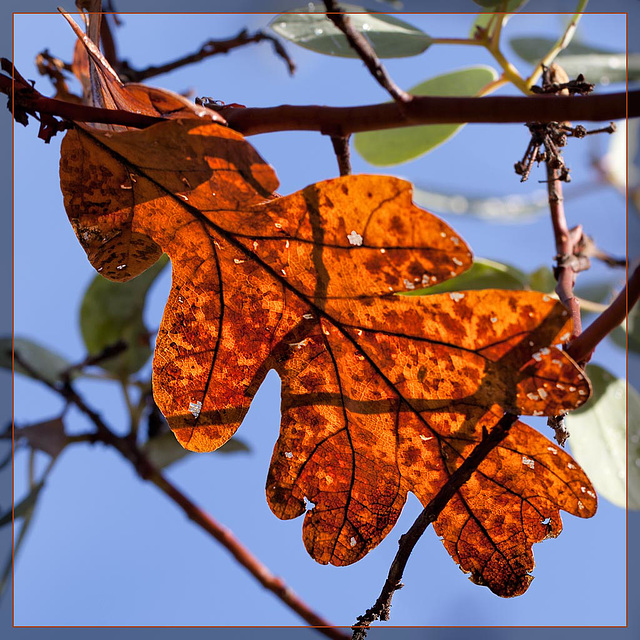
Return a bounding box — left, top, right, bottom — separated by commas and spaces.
566, 365, 640, 510
60, 117, 594, 597
354, 66, 498, 165
80, 254, 169, 376
269, 5, 431, 59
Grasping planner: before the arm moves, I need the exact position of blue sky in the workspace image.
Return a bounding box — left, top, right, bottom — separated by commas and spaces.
5, 5, 634, 631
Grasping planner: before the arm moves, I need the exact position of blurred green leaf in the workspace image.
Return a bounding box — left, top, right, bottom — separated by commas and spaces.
412, 185, 548, 221
143, 430, 250, 470
269, 5, 431, 58
0, 481, 45, 527
80, 255, 169, 377
510, 36, 639, 84
472, 0, 528, 9
403, 257, 527, 296
1, 337, 75, 385
574, 280, 617, 306
528, 265, 556, 293
566, 365, 640, 510
355, 66, 498, 165
469, 2, 529, 37
611, 300, 640, 353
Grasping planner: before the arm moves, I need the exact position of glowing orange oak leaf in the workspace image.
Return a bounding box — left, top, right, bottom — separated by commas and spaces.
59, 118, 595, 597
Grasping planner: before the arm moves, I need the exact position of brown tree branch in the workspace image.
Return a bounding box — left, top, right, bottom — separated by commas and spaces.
12, 351, 348, 639
351, 412, 519, 639
566, 264, 640, 364
116, 28, 296, 82
323, 1, 410, 104
330, 134, 352, 176
546, 165, 583, 340
2, 67, 634, 135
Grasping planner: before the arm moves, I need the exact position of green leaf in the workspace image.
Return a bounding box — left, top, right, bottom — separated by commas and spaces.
80, 254, 169, 377
1, 337, 75, 384
402, 257, 528, 296
611, 300, 640, 354
509, 36, 639, 85
0, 481, 45, 527
143, 430, 250, 470
269, 5, 431, 59
354, 66, 498, 165
574, 280, 617, 306
412, 184, 548, 221
472, 0, 528, 10
566, 365, 640, 510
528, 265, 556, 293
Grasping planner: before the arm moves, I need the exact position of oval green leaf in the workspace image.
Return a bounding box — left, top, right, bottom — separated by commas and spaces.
566, 364, 640, 510
510, 36, 639, 85
403, 257, 528, 297
269, 5, 431, 59
354, 66, 498, 165
1, 337, 74, 384
80, 254, 169, 377
412, 184, 548, 221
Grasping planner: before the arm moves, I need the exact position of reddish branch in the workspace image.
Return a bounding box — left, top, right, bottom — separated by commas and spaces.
330, 134, 352, 176
567, 264, 640, 364
323, 1, 410, 104
1, 69, 634, 135
12, 352, 348, 640
546, 165, 584, 340
351, 413, 519, 639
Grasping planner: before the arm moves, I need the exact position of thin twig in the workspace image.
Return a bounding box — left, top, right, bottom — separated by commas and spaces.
566, 264, 640, 365
117, 28, 295, 82
547, 163, 583, 340
2, 70, 633, 134
351, 413, 519, 639
330, 134, 352, 176
323, 1, 410, 104
12, 352, 348, 639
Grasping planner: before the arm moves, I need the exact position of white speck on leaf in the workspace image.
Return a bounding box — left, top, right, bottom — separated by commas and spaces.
522, 456, 535, 470
403, 279, 416, 290
350, 537, 356, 547
347, 230, 363, 246
452, 257, 463, 266
449, 292, 465, 302
116, 264, 126, 270
284, 451, 293, 459
189, 400, 202, 418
